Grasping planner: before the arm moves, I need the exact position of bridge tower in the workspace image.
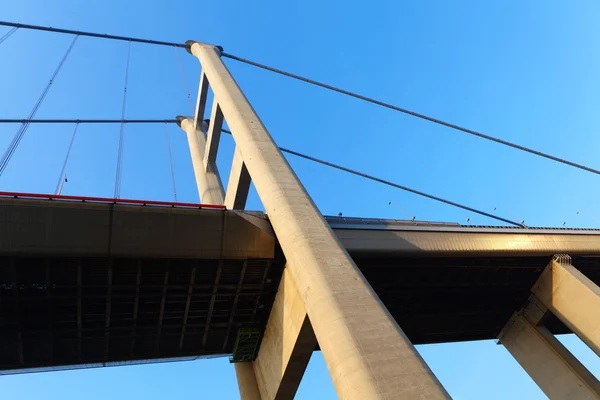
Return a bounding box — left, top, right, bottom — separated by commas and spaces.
176, 41, 450, 399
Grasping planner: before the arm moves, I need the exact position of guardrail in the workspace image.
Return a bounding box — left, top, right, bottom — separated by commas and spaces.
0, 191, 227, 209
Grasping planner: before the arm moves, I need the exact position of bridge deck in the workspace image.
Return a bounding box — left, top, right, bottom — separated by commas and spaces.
2, 197, 600, 373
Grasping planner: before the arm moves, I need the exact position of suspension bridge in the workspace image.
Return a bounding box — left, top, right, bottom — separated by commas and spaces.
1, 20, 600, 400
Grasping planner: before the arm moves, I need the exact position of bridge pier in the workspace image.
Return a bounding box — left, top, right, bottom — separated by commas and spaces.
499, 255, 600, 399
180, 41, 450, 399
235, 363, 262, 400
249, 268, 317, 400
532, 255, 600, 357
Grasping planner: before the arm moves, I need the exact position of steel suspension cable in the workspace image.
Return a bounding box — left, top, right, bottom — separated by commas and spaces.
164, 123, 178, 201
220, 128, 522, 227
55, 123, 79, 194
114, 41, 131, 199
0, 27, 18, 45
174, 46, 194, 113
0, 35, 78, 177
4, 20, 598, 176
222, 53, 600, 176
0, 21, 185, 48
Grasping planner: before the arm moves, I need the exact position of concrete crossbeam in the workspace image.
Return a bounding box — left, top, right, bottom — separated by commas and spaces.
532, 256, 600, 357
499, 311, 600, 399
252, 268, 316, 400
204, 101, 223, 169
225, 146, 251, 210
186, 41, 449, 400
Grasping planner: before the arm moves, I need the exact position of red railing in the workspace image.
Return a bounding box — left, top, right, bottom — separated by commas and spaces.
0, 191, 227, 210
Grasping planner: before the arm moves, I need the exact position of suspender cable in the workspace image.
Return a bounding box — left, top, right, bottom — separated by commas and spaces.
55, 123, 79, 194
219, 128, 522, 227
222, 52, 600, 177
0, 27, 18, 45
164, 123, 177, 202
114, 40, 131, 199
174, 46, 194, 113
0, 35, 78, 177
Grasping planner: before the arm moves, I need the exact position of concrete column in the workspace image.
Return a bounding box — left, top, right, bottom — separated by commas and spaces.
235, 362, 262, 400
532, 255, 600, 357
225, 147, 251, 210
252, 268, 317, 400
499, 311, 600, 399
186, 41, 449, 400
177, 117, 224, 204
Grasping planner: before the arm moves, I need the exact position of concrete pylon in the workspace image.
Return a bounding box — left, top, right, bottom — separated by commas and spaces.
532, 255, 600, 358
184, 41, 450, 400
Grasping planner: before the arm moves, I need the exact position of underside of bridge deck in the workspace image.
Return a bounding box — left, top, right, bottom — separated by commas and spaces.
2, 198, 600, 374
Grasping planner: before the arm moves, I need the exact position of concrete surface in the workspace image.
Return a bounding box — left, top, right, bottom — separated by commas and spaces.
187, 41, 450, 400
533, 258, 600, 357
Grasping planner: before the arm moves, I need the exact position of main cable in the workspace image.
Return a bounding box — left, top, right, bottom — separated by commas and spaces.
222, 53, 600, 176
220, 128, 522, 227
0, 20, 186, 48
0, 35, 79, 177
114, 41, 131, 199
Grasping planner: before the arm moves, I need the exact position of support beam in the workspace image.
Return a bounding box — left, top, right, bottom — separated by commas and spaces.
225, 146, 251, 210
179, 268, 196, 350
77, 262, 82, 360
223, 261, 248, 351
155, 264, 169, 356
499, 309, 600, 400
202, 261, 222, 348
235, 362, 262, 400
532, 255, 600, 358
186, 42, 449, 399
130, 261, 142, 356
194, 72, 210, 129
252, 268, 317, 400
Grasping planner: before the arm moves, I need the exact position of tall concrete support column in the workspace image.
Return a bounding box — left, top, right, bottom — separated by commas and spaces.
532, 255, 600, 357
252, 268, 317, 400
185, 41, 449, 400
176, 70, 225, 205
235, 362, 262, 400
499, 302, 600, 400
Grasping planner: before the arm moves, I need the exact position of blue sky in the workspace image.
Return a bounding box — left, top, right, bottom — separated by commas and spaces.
1, 0, 600, 398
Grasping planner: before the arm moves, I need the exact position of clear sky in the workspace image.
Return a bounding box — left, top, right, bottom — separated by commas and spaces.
1, 0, 600, 398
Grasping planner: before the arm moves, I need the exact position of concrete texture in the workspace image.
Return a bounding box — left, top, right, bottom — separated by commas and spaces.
235, 362, 263, 400
0, 198, 274, 259
499, 312, 600, 399
334, 227, 600, 256
187, 41, 450, 400
179, 117, 224, 205
253, 268, 317, 400
533, 258, 600, 357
